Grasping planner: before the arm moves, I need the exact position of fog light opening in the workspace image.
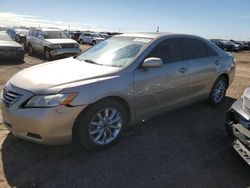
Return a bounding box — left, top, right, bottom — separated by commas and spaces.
27, 132, 42, 140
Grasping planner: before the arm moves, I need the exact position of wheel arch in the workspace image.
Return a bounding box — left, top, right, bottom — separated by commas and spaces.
218, 73, 229, 88
72, 95, 131, 143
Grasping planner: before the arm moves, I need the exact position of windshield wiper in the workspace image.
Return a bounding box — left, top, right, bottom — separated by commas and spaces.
84, 59, 99, 65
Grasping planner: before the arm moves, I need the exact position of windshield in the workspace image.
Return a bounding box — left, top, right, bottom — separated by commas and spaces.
44, 31, 68, 39
77, 36, 151, 67
92, 33, 102, 38
0, 32, 13, 41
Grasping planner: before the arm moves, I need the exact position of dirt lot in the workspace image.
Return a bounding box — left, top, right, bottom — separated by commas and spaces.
0, 49, 250, 187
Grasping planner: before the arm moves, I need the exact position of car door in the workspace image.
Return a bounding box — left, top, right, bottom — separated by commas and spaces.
83, 33, 90, 44
31, 30, 38, 51
134, 38, 189, 117
36, 31, 44, 53
181, 38, 220, 100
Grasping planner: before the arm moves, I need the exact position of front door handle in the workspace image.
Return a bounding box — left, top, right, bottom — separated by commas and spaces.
179, 67, 188, 74
215, 60, 220, 65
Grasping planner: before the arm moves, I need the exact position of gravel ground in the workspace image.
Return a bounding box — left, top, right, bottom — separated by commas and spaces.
0, 49, 250, 188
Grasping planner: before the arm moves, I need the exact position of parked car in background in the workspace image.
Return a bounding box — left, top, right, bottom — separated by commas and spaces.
230, 40, 250, 51
7, 28, 29, 49
6, 28, 16, 39
0, 31, 24, 62
14, 29, 29, 48
78, 32, 105, 45
1, 33, 235, 150
100, 33, 111, 39
26, 28, 81, 60
211, 39, 235, 52
65, 30, 81, 42
225, 88, 250, 165
228, 41, 240, 52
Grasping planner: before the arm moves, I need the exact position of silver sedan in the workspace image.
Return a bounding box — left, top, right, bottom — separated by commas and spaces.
1, 33, 235, 150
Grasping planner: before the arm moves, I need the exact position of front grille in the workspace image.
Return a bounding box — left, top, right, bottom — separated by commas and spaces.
243, 96, 250, 110
61, 43, 75, 48
230, 110, 250, 130
2, 89, 22, 107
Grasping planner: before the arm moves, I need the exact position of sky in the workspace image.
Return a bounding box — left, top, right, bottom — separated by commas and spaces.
0, 0, 250, 40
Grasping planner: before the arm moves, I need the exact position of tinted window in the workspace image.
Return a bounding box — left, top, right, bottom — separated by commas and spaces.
31, 30, 38, 37
37, 31, 43, 38
206, 45, 217, 56
147, 38, 184, 64
44, 31, 68, 39
182, 38, 217, 60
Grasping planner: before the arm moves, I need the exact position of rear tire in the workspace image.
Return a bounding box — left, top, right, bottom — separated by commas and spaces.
80, 39, 84, 44
28, 44, 33, 56
75, 99, 128, 151
208, 76, 228, 106
92, 41, 96, 46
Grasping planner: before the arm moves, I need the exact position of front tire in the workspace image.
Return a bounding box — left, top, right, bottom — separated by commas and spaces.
76, 99, 128, 151
208, 76, 228, 106
44, 48, 51, 60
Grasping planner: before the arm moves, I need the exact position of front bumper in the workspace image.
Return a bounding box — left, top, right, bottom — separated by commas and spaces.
226, 97, 250, 165
50, 48, 81, 58
0, 84, 85, 145
0, 49, 24, 60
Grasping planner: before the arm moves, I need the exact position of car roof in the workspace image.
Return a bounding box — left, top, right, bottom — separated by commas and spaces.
120, 32, 172, 39
30, 28, 62, 32
120, 32, 205, 40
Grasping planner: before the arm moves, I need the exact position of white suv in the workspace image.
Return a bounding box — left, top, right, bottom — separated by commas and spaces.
78, 32, 105, 45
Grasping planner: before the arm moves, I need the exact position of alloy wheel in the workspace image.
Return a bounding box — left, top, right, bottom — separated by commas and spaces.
88, 107, 123, 145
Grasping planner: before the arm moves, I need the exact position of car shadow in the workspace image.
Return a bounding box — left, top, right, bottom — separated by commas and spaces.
2, 96, 250, 187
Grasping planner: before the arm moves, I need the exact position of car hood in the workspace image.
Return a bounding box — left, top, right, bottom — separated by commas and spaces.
93, 37, 105, 40
45, 38, 77, 44
0, 40, 22, 48
8, 57, 120, 94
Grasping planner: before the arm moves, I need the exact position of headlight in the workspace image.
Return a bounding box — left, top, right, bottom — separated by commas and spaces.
24, 93, 78, 108
74, 43, 80, 48
243, 88, 250, 99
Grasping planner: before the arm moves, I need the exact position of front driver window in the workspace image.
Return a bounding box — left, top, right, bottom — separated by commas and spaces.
147, 38, 184, 64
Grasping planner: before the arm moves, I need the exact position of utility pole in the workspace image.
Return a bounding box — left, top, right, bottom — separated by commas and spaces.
156, 26, 159, 32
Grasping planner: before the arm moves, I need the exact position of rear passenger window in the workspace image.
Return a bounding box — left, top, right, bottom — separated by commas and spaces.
182, 38, 209, 60
147, 38, 184, 64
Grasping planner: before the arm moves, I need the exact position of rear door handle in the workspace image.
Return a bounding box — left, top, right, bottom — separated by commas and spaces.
179, 67, 188, 74
215, 60, 220, 65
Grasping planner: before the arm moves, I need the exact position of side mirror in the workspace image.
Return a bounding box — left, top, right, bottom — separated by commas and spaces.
142, 57, 163, 68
